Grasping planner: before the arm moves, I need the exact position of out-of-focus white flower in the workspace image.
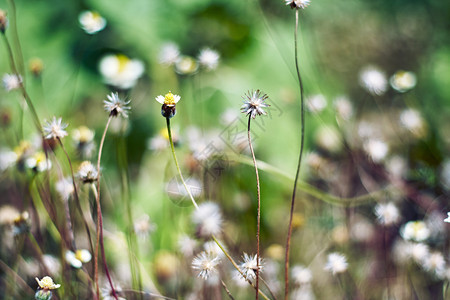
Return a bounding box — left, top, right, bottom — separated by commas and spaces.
333, 96, 353, 120
191, 202, 222, 237
422, 251, 446, 278
285, 0, 311, 9
72, 126, 96, 158
203, 240, 225, 258
198, 48, 220, 71
78, 11, 106, 34
441, 160, 450, 190
178, 235, 197, 257
410, 242, 430, 264
239, 253, 263, 280
363, 139, 389, 163
401, 220, 430, 242
399, 108, 426, 137
42, 254, 61, 276
101, 283, 126, 300
392, 240, 429, 265
192, 251, 220, 280
306, 94, 327, 113
133, 214, 156, 239
99, 54, 144, 89
0, 149, 17, 172
77, 161, 98, 183
159, 42, 180, 66
292, 265, 312, 285
324, 252, 348, 275
231, 269, 248, 287
390, 71, 417, 93
55, 177, 74, 201
166, 177, 203, 200
65, 249, 92, 268
374, 202, 400, 226
386, 155, 408, 178
43, 117, 68, 140
175, 56, 198, 75
359, 66, 388, 96
350, 215, 375, 243
315, 126, 342, 153
444, 212, 450, 223
2, 73, 22, 92
25, 152, 51, 172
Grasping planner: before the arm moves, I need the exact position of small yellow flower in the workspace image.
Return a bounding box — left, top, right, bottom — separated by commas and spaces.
35, 276, 61, 290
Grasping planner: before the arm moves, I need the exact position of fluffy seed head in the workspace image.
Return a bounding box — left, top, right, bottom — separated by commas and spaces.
77, 161, 98, 183
374, 202, 400, 226
241, 90, 270, 119
239, 253, 263, 280
43, 117, 68, 140
285, 0, 311, 9
324, 252, 348, 275
198, 48, 220, 71
191, 202, 223, 237
103, 92, 131, 118
192, 251, 221, 280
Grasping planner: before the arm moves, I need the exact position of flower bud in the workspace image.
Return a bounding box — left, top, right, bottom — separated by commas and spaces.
0, 10, 8, 34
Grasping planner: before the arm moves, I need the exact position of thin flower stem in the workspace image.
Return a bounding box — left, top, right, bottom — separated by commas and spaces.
166, 117, 199, 209
285, 10, 306, 300
95, 116, 117, 300
260, 277, 278, 300
165, 117, 271, 300
221, 280, 236, 300
247, 115, 261, 300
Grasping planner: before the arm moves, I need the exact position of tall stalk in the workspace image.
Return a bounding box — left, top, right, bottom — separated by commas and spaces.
284, 9, 306, 300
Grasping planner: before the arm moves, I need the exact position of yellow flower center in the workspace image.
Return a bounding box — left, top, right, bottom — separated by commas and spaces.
164, 92, 176, 105
116, 54, 130, 73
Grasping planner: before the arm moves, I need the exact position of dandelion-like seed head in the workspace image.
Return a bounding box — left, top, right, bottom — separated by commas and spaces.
241, 90, 270, 119
374, 202, 400, 226
159, 42, 180, 66
192, 251, 221, 280
191, 202, 223, 237
324, 252, 348, 275
77, 161, 98, 183
156, 91, 181, 119
291, 265, 313, 285
285, 0, 311, 9
2, 73, 22, 92
55, 177, 74, 201
35, 276, 61, 290
239, 253, 263, 280
79, 11, 107, 34
198, 48, 220, 71
103, 92, 131, 118
43, 117, 68, 140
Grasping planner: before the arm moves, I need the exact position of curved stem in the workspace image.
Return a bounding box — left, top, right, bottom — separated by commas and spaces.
285, 9, 305, 300
94, 116, 117, 300
247, 115, 261, 300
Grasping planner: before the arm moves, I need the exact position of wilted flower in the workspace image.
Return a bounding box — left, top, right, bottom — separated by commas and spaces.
77, 161, 98, 183
292, 265, 313, 285
374, 202, 400, 226
159, 42, 180, 66
43, 117, 68, 140
198, 48, 220, 71
78, 11, 106, 34
103, 92, 131, 118
239, 253, 263, 280
445, 212, 450, 223
175, 56, 198, 75
99, 54, 144, 89
285, 0, 311, 9
26, 152, 51, 172
55, 177, 74, 201
2, 73, 22, 91
324, 252, 348, 275
155, 91, 181, 119
390, 70, 417, 93
401, 220, 430, 242
306, 94, 327, 113
65, 249, 92, 268
192, 251, 221, 280
359, 66, 388, 96
241, 90, 270, 119
191, 202, 223, 237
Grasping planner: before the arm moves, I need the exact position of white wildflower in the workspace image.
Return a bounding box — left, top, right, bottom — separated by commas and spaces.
390, 70, 417, 93
363, 139, 389, 162
43, 117, 68, 140
191, 202, 223, 237
292, 265, 313, 285
55, 177, 74, 201
159, 42, 180, 66
359, 66, 388, 96
198, 48, 220, 71
401, 220, 430, 242
240, 90, 270, 119
99, 54, 144, 89
65, 249, 92, 268
333, 96, 353, 120
78, 11, 106, 34
324, 252, 348, 275
2, 73, 22, 92
103, 92, 131, 118
374, 202, 400, 226
239, 253, 263, 280
306, 94, 327, 113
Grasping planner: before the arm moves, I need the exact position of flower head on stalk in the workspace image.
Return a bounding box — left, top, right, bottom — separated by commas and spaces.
285, 0, 311, 9
240, 90, 270, 119
155, 91, 181, 119
77, 161, 98, 183
43, 117, 68, 140
2, 73, 22, 92
192, 251, 221, 280
103, 92, 130, 118
239, 253, 263, 280
35, 276, 60, 300
0, 10, 8, 34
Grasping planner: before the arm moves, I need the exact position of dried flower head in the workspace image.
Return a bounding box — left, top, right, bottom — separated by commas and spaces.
241, 90, 270, 119
36, 276, 61, 290
286, 0, 311, 9
198, 48, 220, 71
0, 9, 8, 33
43, 117, 68, 140
78, 11, 106, 34
239, 253, 263, 280
65, 249, 92, 268
104, 92, 131, 118
2, 73, 22, 92
156, 91, 181, 119
192, 251, 221, 280
324, 252, 348, 275
77, 161, 98, 183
